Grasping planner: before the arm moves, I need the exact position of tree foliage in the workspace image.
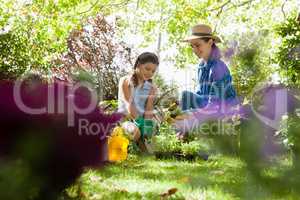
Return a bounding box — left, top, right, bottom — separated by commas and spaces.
0, 0, 130, 79
275, 14, 300, 87
52, 14, 132, 100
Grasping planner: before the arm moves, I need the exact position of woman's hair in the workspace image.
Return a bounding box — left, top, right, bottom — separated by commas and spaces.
131, 52, 159, 87
200, 37, 221, 60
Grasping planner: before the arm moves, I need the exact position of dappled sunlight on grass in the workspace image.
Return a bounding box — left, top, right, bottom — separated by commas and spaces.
73, 155, 247, 199
65, 154, 299, 200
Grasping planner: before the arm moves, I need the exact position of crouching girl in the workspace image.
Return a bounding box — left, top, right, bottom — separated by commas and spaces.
118, 52, 159, 152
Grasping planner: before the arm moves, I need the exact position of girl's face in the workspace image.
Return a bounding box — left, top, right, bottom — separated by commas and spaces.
137, 62, 157, 81
189, 38, 213, 60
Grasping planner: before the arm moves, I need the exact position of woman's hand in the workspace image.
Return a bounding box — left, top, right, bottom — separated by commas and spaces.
173, 112, 198, 139
174, 113, 192, 120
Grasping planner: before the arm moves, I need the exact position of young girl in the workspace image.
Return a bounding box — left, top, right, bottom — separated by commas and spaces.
118, 52, 159, 151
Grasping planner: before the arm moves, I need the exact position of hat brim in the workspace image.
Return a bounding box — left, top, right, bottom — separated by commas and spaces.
182, 35, 222, 43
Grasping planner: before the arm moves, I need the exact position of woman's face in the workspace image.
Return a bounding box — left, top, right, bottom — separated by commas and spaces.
189, 38, 213, 60
137, 62, 157, 81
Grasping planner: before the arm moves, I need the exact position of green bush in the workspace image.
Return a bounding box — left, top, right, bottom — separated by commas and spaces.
153, 123, 181, 153
229, 30, 273, 97
153, 123, 211, 156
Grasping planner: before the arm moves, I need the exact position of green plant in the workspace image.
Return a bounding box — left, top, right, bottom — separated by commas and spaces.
181, 141, 207, 156
153, 123, 181, 153
153, 122, 212, 157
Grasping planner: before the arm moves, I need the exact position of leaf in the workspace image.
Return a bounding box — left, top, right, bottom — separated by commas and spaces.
160, 187, 178, 198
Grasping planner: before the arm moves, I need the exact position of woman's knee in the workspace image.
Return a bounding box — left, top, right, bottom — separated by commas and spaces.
181, 90, 193, 99
181, 90, 195, 110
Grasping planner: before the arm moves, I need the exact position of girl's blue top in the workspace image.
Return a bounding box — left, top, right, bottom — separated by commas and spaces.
133, 81, 152, 117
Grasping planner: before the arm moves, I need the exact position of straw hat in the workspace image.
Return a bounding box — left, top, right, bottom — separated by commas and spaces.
182, 24, 222, 43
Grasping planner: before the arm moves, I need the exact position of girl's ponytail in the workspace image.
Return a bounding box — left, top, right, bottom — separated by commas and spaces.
131, 57, 140, 87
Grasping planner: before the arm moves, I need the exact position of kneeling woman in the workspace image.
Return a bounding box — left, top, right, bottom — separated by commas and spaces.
177, 24, 239, 138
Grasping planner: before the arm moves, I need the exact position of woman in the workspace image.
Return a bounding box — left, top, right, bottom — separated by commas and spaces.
176, 24, 239, 138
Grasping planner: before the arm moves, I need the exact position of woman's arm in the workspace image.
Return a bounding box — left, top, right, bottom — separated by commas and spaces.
122, 78, 138, 119
144, 85, 157, 119
207, 60, 237, 107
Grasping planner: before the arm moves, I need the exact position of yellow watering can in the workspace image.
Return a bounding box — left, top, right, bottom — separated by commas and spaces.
108, 126, 129, 162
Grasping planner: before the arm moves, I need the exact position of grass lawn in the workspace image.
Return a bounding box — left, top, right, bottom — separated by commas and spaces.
64, 153, 298, 200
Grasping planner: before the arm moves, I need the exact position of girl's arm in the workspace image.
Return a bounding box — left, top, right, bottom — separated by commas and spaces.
122, 78, 138, 119
144, 86, 157, 119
